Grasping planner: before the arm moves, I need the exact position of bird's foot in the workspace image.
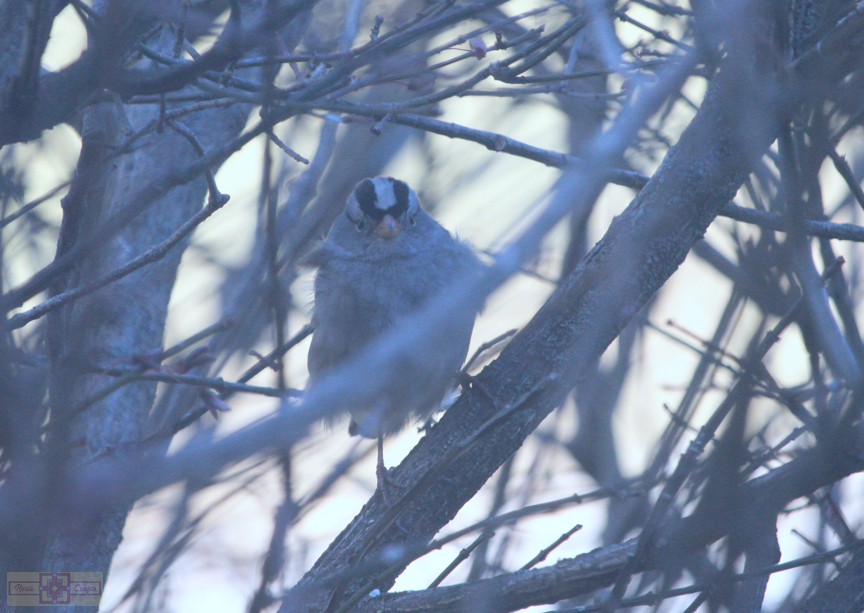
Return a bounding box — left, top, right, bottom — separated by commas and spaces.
418, 416, 438, 433
375, 436, 407, 505
457, 372, 498, 407
375, 463, 405, 506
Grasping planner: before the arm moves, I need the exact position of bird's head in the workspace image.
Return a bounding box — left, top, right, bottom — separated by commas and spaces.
345, 177, 421, 240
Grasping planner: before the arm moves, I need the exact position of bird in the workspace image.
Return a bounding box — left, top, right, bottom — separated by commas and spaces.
306, 176, 482, 497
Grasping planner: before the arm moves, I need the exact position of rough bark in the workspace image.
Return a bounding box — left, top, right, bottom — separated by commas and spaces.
16, 0, 312, 602
40, 90, 253, 603
795, 547, 864, 613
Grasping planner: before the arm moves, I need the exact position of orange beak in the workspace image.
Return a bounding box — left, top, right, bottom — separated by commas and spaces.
377, 214, 402, 238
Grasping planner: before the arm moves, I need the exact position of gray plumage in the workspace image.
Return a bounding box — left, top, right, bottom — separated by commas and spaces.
307, 177, 481, 438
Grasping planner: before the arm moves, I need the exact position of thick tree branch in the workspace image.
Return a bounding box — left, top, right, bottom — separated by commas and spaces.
345, 431, 864, 613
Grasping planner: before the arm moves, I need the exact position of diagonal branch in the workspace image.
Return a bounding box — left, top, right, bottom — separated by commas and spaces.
286, 4, 864, 609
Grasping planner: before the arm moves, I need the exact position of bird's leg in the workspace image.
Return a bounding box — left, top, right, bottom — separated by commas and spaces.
375, 436, 393, 505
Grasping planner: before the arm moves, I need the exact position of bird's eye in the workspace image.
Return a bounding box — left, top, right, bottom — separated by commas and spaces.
408, 215, 416, 228
355, 220, 365, 232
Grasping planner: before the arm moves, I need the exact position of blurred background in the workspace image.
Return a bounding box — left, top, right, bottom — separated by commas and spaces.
3, 0, 864, 610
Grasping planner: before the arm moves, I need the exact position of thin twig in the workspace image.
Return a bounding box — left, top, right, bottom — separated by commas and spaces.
160, 320, 234, 361
102, 369, 302, 398
0, 180, 70, 229
311, 485, 642, 592
553, 539, 864, 613
382, 113, 649, 189
428, 530, 495, 588
8, 196, 230, 329
236, 324, 314, 388
166, 119, 229, 205
604, 258, 846, 609
613, 9, 694, 52
1, 113, 269, 312
463, 328, 518, 372
520, 523, 583, 570
269, 131, 310, 164
826, 147, 864, 213
719, 202, 864, 242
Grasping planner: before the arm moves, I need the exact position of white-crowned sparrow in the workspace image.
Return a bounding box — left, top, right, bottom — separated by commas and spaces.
307, 177, 481, 485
